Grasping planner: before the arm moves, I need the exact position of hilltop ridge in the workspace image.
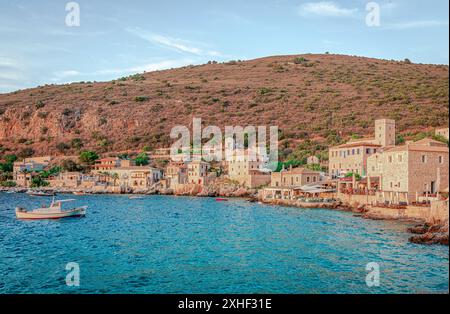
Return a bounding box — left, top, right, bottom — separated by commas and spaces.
0, 53, 448, 159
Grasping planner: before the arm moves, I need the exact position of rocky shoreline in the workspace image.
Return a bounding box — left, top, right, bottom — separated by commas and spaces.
408, 222, 449, 246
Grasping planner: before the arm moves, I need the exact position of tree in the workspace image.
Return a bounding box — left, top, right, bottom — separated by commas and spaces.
71, 138, 84, 150
62, 159, 83, 172
18, 148, 34, 159
79, 151, 99, 165
56, 142, 70, 152
39, 166, 61, 179
0, 155, 17, 173
395, 134, 405, 145
0, 181, 16, 187
111, 173, 119, 186
134, 153, 149, 166
345, 172, 361, 181
4, 155, 17, 164
31, 176, 49, 188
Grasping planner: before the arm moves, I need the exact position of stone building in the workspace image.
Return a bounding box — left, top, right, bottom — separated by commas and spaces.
367, 138, 449, 204
93, 157, 122, 171
307, 155, 320, 165
187, 160, 211, 185
329, 119, 395, 177
13, 156, 52, 187
435, 127, 449, 140
270, 166, 322, 188
15, 172, 33, 187
164, 162, 188, 188
48, 172, 83, 188
227, 150, 271, 188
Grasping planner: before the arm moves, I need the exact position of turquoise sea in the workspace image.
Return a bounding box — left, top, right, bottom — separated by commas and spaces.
0, 193, 448, 294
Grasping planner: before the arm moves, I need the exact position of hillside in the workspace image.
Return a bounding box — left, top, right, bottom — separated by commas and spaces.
0, 54, 448, 161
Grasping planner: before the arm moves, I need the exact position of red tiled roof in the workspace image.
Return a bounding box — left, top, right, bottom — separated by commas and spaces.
333, 142, 381, 149
282, 167, 321, 174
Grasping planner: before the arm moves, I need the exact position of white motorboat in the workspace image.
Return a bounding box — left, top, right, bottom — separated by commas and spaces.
129, 195, 145, 200
16, 198, 87, 220
26, 190, 55, 197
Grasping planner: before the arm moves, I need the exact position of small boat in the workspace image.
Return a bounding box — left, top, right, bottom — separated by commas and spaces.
215, 198, 228, 202
73, 191, 86, 196
27, 191, 55, 197
129, 195, 145, 200
16, 198, 87, 220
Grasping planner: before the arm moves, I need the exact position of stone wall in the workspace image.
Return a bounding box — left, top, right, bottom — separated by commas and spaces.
428, 199, 449, 225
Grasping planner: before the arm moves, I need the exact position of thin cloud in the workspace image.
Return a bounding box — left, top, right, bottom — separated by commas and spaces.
93, 59, 195, 76
126, 27, 222, 57
384, 20, 449, 30
0, 56, 27, 87
0, 56, 22, 69
51, 59, 195, 83
53, 70, 81, 78
298, 1, 358, 17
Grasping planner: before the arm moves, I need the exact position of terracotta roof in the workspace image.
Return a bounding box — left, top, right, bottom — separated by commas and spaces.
413, 138, 447, 147
386, 145, 449, 153
97, 157, 119, 162
348, 137, 374, 143
333, 142, 381, 149
282, 167, 321, 174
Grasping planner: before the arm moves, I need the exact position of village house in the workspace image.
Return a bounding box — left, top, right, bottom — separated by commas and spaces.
435, 127, 449, 140
98, 166, 162, 190
15, 172, 33, 188
366, 138, 449, 204
227, 150, 271, 188
261, 166, 325, 201
13, 156, 52, 187
187, 160, 212, 185
93, 157, 122, 171
48, 172, 83, 188
151, 148, 171, 159
329, 119, 395, 177
307, 155, 320, 165
91, 158, 162, 191
164, 162, 188, 189
270, 166, 322, 188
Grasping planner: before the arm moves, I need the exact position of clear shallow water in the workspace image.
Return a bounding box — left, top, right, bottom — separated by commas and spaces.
0, 193, 448, 294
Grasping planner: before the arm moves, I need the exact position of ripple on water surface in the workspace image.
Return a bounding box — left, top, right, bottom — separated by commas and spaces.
0, 193, 448, 293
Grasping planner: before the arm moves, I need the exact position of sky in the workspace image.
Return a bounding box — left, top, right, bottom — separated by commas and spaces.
0, 0, 448, 93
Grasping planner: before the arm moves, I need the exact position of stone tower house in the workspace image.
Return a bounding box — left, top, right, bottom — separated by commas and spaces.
374, 119, 396, 147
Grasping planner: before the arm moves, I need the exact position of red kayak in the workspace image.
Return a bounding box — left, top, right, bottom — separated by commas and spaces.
215, 198, 228, 202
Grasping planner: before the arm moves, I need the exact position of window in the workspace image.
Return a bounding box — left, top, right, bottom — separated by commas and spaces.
388, 156, 392, 163
421, 155, 427, 163
398, 154, 403, 162
307, 177, 310, 183
439, 156, 444, 164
